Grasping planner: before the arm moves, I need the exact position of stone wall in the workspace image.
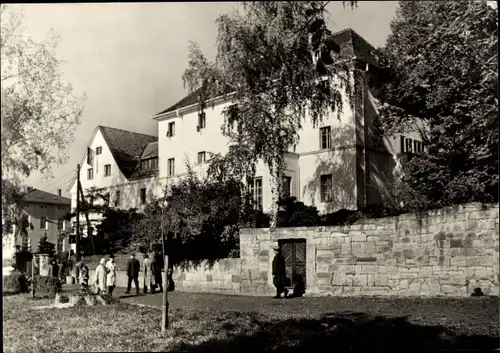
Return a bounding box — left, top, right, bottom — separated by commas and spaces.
88, 259, 242, 294
239, 203, 499, 297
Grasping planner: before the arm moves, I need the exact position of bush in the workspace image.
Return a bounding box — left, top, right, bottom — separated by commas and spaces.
32, 275, 62, 297
3, 271, 29, 294
12, 248, 33, 273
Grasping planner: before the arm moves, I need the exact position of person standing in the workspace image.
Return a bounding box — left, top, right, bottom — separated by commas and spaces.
272, 246, 288, 299
78, 261, 90, 290
57, 259, 65, 283
151, 252, 163, 293
142, 254, 154, 294
106, 255, 117, 296
125, 253, 140, 295
94, 258, 108, 295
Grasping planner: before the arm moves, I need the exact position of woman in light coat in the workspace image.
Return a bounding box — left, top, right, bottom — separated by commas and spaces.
106, 255, 117, 296
142, 254, 154, 294
94, 258, 109, 295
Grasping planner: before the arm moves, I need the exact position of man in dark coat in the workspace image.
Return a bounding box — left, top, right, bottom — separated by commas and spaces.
125, 253, 140, 295
272, 246, 288, 298
151, 252, 163, 293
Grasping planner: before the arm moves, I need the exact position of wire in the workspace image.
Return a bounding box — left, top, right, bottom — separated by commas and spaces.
38, 171, 75, 192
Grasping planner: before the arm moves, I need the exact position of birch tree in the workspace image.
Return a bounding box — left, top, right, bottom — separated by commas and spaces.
183, 1, 356, 227
1, 5, 86, 228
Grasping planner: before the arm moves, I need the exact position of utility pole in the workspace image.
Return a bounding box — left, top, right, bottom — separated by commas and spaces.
160, 185, 169, 333
75, 164, 81, 262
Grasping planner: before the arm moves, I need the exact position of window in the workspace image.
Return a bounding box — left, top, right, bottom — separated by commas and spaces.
320, 174, 333, 202
168, 122, 175, 137
197, 151, 206, 164
139, 188, 147, 205
282, 176, 292, 199
57, 218, 64, 230
96, 146, 102, 155
198, 112, 206, 129
168, 158, 175, 176
249, 177, 263, 209
57, 236, 64, 253
87, 147, 94, 165
104, 164, 111, 177
320, 126, 332, 149
115, 190, 121, 207
401, 136, 425, 154
141, 158, 158, 171
141, 159, 150, 171
150, 157, 158, 169
87, 168, 93, 180
40, 217, 48, 230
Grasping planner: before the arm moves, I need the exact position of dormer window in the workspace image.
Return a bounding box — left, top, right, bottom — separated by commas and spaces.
141, 157, 158, 171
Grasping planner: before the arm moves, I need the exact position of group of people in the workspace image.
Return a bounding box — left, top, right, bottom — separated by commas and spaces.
71, 252, 166, 297
123, 253, 164, 295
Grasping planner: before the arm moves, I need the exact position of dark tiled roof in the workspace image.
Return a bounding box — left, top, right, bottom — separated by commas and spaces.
140, 142, 158, 159
155, 28, 378, 116
98, 126, 157, 179
331, 28, 378, 67
22, 189, 71, 206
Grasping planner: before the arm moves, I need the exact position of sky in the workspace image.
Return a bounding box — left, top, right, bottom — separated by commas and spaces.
12, 1, 399, 197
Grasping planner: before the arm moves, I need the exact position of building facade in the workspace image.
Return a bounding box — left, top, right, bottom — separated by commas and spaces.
151, 28, 425, 214
2, 188, 71, 266
67, 126, 165, 243
68, 28, 425, 228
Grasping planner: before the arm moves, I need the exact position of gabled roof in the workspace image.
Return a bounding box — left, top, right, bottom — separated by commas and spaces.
154, 28, 378, 117
22, 188, 71, 206
99, 126, 157, 179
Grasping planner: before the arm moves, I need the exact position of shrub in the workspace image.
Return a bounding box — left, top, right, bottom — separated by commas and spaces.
3, 271, 29, 293
276, 197, 321, 227
32, 275, 62, 297
12, 248, 33, 273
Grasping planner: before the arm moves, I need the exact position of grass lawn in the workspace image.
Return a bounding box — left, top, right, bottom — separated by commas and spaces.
3, 292, 499, 352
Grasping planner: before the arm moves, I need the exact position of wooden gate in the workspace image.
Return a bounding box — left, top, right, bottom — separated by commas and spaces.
279, 239, 306, 289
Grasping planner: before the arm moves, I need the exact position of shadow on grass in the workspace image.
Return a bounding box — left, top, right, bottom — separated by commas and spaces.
173, 312, 498, 352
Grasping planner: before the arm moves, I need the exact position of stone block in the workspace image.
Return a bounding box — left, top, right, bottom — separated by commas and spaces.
317, 272, 331, 279
350, 231, 367, 242
374, 274, 388, 286
474, 269, 494, 279
341, 243, 352, 254
478, 220, 495, 231
353, 274, 367, 286
361, 265, 378, 274
450, 256, 467, 267
367, 236, 380, 243
337, 265, 355, 274
365, 241, 377, 255
342, 286, 361, 295
442, 284, 467, 296
352, 242, 366, 255
331, 274, 347, 286
409, 282, 421, 294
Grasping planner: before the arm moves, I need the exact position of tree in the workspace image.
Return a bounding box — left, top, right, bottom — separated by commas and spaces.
182, 2, 357, 227
132, 162, 262, 265
377, 1, 498, 209
1, 5, 86, 228
37, 234, 55, 257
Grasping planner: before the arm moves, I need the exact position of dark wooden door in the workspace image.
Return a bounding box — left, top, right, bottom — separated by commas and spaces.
279, 239, 306, 289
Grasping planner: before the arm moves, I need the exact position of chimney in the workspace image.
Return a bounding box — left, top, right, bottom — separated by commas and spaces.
57, 189, 62, 196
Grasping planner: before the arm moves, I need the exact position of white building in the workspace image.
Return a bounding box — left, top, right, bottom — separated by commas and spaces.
68, 28, 424, 228
151, 28, 424, 214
